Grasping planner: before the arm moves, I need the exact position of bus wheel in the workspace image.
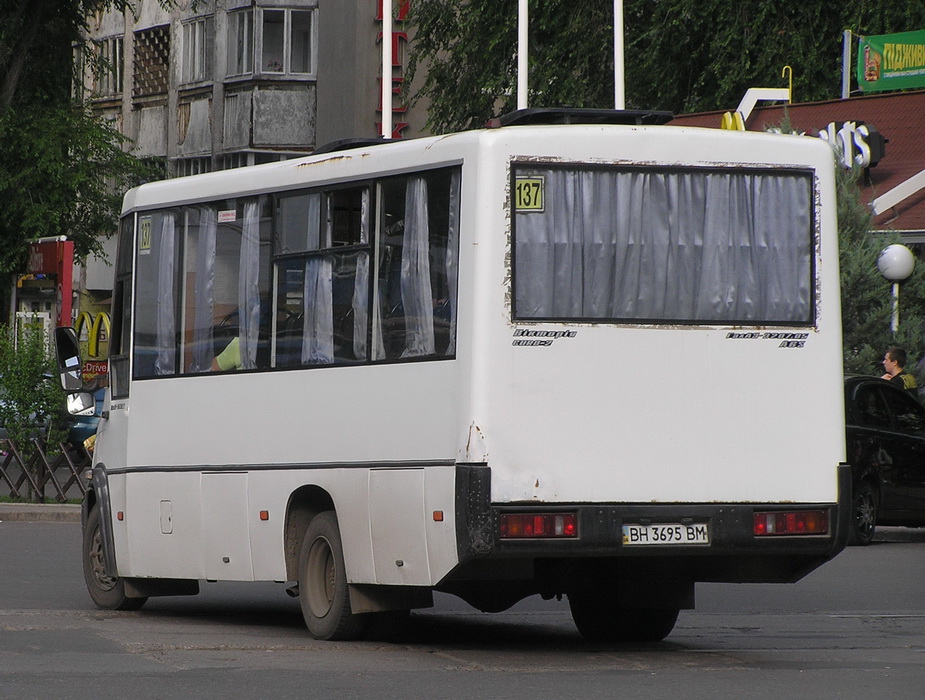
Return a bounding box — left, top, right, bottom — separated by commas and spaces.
568, 593, 678, 643
82, 505, 147, 610
849, 481, 877, 546
298, 511, 368, 640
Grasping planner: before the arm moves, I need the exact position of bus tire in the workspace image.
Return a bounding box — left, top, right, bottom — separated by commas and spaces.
82, 505, 147, 610
849, 481, 877, 546
568, 593, 678, 643
298, 511, 368, 641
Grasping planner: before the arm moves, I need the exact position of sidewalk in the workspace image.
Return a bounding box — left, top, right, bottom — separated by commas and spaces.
0, 502, 81, 523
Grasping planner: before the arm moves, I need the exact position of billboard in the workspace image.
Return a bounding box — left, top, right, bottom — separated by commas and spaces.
858, 30, 925, 92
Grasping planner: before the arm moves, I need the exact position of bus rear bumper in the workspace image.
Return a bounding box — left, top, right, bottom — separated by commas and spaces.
453, 463, 851, 586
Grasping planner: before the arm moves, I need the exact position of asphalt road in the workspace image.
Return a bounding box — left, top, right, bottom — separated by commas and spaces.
0, 513, 923, 699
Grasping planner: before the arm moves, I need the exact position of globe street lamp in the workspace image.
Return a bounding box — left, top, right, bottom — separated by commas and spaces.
877, 244, 916, 333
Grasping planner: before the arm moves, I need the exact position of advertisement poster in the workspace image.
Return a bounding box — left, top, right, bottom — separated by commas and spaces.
858, 30, 925, 92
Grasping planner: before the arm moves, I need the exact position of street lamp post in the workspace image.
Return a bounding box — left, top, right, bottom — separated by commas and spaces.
877, 244, 916, 333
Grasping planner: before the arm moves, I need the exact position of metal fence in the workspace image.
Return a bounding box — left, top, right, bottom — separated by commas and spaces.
0, 439, 90, 503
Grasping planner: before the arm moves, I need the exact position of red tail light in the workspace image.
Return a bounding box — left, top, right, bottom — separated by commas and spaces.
500, 513, 577, 539
754, 510, 829, 536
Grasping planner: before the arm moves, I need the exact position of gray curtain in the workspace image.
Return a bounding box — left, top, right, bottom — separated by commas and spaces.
515, 168, 811, 323
352, 189, 370, 360
238, 199, 262, 369
445, 170, 460, 354
189, 206, 217, 373
301, 257, 334, 364
154, 213, 176, 375
297, 193, 335, 364
400, 176, 435, 357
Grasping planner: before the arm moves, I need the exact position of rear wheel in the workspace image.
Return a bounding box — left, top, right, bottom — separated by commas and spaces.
849, 481, 878, 546
298, 511, 368, 640
568, 592, 678, 643
82, 505, 146, 610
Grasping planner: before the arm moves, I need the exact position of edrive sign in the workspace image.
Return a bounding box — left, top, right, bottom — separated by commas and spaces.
818, 121, 885, 169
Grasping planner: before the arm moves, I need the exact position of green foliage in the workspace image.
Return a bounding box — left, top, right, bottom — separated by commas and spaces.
0, 322, 67, 451
0, 104, 162, 273
0, 0, 167, 275
836, 167, 925, 379
408, 1, 925, 132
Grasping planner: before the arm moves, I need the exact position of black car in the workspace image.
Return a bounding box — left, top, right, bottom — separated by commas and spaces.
845, 375, 925, 544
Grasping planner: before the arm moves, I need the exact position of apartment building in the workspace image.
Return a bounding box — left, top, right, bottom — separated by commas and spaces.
59, 0, 424, 340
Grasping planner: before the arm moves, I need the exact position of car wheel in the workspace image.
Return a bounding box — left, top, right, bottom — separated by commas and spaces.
849, 481, 877, 546
298, 511, 368, 640
568, 591, 679, 643
83, 505, 147, 610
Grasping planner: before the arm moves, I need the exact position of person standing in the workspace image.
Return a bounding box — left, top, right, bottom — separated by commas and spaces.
881, 346, 919, 398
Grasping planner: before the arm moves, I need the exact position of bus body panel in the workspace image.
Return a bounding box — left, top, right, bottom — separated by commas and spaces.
108, 465, 461, 585
120, 362, 459, 468
459, 127, 843, 506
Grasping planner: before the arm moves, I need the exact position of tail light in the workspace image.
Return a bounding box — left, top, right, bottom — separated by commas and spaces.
754, 510, 829, 536
500, 512, 577, 539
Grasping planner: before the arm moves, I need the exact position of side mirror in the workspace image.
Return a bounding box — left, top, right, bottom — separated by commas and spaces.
66, 392, 96, 416
53, 326, 84, 392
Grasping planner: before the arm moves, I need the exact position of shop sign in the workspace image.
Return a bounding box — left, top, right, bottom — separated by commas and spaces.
858, 30, 925, 92
82, 360, 109, 382
375, 0, 411, 138
817, 121, 885, 169
75, 311, 111, 359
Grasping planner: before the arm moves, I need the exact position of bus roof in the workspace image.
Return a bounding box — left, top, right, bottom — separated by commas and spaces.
121, 115, 834, 216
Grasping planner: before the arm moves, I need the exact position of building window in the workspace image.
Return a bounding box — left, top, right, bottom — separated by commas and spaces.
175, 157, 212, 178
181, 16, 214, 84
222, 151, 294, 170
95, 35, 124, 96
133, 25, 170, 98
227, 9, 253, 77
227, 6, 316, 78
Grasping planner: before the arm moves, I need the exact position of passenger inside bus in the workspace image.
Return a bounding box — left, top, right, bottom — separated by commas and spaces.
211, 336, 242, 371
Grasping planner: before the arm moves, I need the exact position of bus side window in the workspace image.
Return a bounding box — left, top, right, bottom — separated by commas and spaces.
375, 169, 459, 360
110, 217, 135, 398
179, 198, 272, 374
272, 187, 370, 368
133, 211, 179, 378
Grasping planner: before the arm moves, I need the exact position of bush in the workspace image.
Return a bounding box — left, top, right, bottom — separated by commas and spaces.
0, 321, 68, 451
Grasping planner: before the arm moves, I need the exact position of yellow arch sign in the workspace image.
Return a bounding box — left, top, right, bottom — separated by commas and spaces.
74, 311, 111, 359
721, 111, 745, 131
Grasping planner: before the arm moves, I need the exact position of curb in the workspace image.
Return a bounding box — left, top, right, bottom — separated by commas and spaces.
873, 526, 925, 544
0, 503, 81, 523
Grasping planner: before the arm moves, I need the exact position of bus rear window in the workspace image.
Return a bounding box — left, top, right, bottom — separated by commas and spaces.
512, 165, 814, 326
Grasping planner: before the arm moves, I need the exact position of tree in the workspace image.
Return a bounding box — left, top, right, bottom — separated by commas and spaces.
0, 1, 162, 277
407, 1, 925, 378
407, 1, 925, 133
837, 166, 925, 378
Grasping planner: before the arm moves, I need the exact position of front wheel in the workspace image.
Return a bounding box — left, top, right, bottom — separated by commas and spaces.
849, 481, 878, 546
298, 511, 368, 640
568, 592, 678, 643
82, 505, 146, 610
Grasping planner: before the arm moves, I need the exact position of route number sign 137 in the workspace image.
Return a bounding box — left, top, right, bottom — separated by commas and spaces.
515, 176, 545, 212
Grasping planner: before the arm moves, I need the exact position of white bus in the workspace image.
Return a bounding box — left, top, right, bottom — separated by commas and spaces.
55, 108, 849, 642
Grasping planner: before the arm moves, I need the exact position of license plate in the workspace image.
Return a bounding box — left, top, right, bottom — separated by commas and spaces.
622, 522, 710, 546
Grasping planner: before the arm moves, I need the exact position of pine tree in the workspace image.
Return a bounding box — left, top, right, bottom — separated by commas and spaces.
837, 167, 925, 378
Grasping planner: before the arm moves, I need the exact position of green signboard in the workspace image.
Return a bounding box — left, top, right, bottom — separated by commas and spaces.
858, 30, 925, 92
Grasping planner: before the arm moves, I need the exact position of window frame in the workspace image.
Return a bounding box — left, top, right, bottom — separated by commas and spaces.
94, 34, 124, 97
180, 15, 214, 85
126, 165, 461, 380
227, 5, 317, 80
226, 8, 254, 77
